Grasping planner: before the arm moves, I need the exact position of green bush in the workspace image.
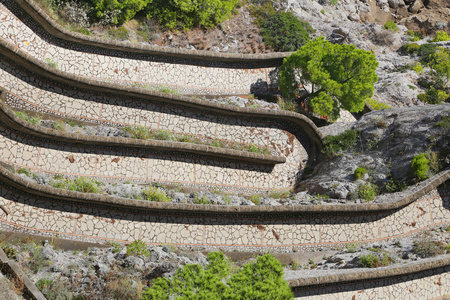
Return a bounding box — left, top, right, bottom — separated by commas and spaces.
359, 253, 380, 268
142, 186, 171, 202
153, 130, 172, 141
417, 89, 449, 104
18, 168, 32, 177
432, 31, 450, 42
92, 0, 151, 24
418, 43, 439, 63
124, 126, 153, 139
411, 154, 430, 180
384, 178, 407, 193
1, 245, 18, 259
193, 193, 210, 204
250, 194, 261, 205
126, 239, 150, 256
383, 20, 398, 32
399, 43, 420, 55
141, 252, 293, 300
259, 11, 313, 52
406, 30, 421, 41
67, 177, 102, 193
145, 0, 238, 29
367, 98, 391, 110
354, 167, 367, 180
278, 98, 297, 112
322, 130, 358, 157
358, 183, 378, 202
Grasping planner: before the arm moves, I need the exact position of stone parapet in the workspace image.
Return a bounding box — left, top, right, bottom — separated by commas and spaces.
0, 247, 46, 300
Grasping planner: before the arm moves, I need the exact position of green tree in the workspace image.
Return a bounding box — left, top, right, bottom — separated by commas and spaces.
428, 47, 450, 90
259, 11, 314, 52
145, 0, 238, 29
141, 252, 293, 300
92, 0, 151, 24
279, 37, 378, 120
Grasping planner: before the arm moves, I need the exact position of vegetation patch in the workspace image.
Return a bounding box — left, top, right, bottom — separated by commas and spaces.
142, 186, 171, 202
322, 130, 358, 158
51, 176, 102, 193
14, 111, 41, 124
141, 252, 293, 299
382, 20, 398, 32
259, 11, 313, 52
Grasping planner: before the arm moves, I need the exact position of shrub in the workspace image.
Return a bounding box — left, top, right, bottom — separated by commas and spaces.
412, 240, 445, 258
291, 259, 299, 270
399, 43, 420, 55
384, 178, 407, 193
142, 186, 171, 202
411, 154, 430, 180
92, 0, 151, 25
107, 26, 129, 40
193, 193, 210, 204
358, 183, 378, 202
432, 31, 450, 42
259, 11, 313, 52
418, 43, 439, 63
250, 194, 261, 205
141, 252, 293, 299
383, 20, 398, 32
354, 167, 367, 180
1, 245, 18, 259
67, 177, 102, 193
367, 98, 391, 110
152, 130, 172, 141
278, 98, 297, 112
322, 130, 358, 157
359, 253, 380, 268
145, 0, 238, 29
126, 239, 150, 256
345, 243, 358, 253
18, 168, 32, 177
123, 126, 152, 139
406, 30, 421, 41
417, 89, 449, 104
412, 62, 424, 74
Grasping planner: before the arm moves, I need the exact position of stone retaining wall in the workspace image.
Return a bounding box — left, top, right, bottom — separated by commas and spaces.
291, 257, 450, 299
0, 247, 46, 300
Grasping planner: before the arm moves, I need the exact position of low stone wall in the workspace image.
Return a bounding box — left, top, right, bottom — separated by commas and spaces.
291, 256, 450, 299
0, 247, 46, 300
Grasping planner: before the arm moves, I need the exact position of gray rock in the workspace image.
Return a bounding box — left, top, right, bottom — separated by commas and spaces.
123, 256, 144, 270
388, 0, 405, 8
408, 0, 423, 13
